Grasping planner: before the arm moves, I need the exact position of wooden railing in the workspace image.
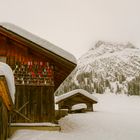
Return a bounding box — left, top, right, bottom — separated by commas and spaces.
13, 61, 54, 86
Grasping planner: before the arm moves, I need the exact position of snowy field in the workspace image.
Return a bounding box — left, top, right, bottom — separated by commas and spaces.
10, 93, 140, 140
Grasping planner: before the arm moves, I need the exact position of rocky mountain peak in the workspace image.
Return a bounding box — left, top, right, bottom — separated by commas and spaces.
90, 41, 136, 53
78, 41, 138, 66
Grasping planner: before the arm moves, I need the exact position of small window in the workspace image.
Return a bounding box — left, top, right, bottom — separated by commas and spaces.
0, 57, 7, 63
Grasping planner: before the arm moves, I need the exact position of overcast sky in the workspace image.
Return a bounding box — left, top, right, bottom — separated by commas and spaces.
0, 0, 140, 58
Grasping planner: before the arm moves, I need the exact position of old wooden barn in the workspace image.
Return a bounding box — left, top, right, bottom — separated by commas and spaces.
56, 89, 98, 113
0, 23, 77, 124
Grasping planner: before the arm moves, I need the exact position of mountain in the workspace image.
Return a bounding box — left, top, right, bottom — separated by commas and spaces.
56, 41, 140, 95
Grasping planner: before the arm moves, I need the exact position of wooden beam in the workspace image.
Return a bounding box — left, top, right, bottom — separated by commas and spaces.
13, 110, 31, 122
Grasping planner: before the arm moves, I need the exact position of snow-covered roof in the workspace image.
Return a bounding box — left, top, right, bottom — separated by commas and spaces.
0, 62, 15, 103
0, 22, 77, 64
56, 89, 98, 103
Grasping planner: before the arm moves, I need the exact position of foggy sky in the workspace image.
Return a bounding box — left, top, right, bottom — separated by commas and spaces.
0, 0, 140, 58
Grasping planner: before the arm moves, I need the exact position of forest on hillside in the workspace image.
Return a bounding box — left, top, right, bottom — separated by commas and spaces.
56, 71, 140, 96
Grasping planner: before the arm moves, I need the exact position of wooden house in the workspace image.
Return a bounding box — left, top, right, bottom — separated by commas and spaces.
56, 89, 98, 113
0, 23, 77, 123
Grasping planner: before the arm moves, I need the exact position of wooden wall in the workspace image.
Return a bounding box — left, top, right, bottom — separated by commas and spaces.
0, 97, 9, 140
0, 35, 54, 86
0, 33, 56, 123
13, 85, 55, 123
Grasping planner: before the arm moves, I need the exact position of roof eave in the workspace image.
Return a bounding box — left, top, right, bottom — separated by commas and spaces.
0, 22, 77, 65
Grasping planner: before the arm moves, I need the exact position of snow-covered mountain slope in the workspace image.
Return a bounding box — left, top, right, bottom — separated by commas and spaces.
78, 41, 140, 78
56, 41, 140, 95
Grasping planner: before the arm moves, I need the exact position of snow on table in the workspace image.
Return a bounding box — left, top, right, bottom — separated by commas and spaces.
71, 103, 87, 111
0, 62, 15, 103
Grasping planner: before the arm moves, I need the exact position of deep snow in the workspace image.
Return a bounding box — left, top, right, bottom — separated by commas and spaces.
10, 93, 140, 140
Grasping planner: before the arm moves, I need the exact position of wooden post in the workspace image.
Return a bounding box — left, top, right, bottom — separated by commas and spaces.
0, 97, 9, 140
86, 103, 93, 112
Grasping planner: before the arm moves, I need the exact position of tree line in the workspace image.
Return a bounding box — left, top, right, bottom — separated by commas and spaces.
56, 71, 140, 96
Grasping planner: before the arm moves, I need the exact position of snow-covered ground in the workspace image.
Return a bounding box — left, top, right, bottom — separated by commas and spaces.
10, 93, 140, 140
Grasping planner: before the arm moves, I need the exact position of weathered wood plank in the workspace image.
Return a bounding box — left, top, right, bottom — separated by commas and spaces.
0, 97, 9, 140
0, 76, 13, 111
13, 85, 55, 123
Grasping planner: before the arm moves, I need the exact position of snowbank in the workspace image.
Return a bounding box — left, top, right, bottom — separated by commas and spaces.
0, 62, 15, 103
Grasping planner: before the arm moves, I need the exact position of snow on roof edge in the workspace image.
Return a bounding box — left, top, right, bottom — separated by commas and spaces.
55, 89, 98, 103
0, 22, 77, 64
0, 62, 15, 103
11, 123, 59, 127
